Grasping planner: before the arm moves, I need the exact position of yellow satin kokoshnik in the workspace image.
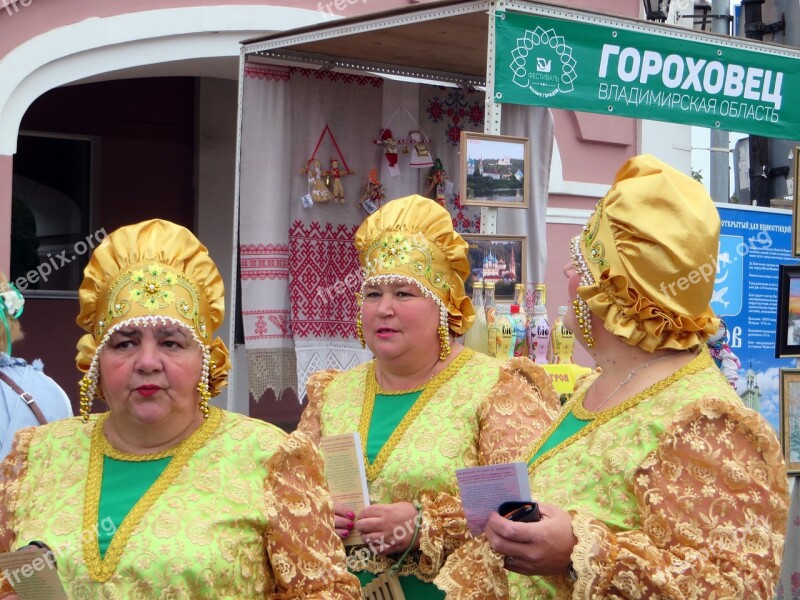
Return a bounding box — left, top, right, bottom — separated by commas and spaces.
73, 219, 232, 414
575, 154, 720, 352
354, 195, 475, 336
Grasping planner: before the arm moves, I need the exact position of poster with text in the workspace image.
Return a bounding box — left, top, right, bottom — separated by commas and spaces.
714, 204, 799, 433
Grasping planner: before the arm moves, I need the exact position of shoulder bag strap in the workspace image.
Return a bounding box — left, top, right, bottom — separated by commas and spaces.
0, 369, 48, 425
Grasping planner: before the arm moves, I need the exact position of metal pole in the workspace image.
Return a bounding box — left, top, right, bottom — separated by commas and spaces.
742, 0, 770, 206
709, 0, 730, 203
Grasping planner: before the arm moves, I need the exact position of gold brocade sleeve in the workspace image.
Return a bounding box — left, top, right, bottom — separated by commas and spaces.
297, 369, 340, 444
0, 428, 35, 596
263, 430, 360, 599
570, 396, 789, 599
477, 357, 560, 465
434, 534, 509, 599
418, 358, 559, 583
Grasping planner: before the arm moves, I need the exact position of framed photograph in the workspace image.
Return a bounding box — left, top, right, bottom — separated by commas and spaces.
779, 368, 800, 475
462, 234, 525, 301
794, 146, 800, 256
776, 264, 800, 358
460, 132, 530, 208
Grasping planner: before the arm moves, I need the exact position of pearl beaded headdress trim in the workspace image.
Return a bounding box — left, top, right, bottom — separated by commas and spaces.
357, 274, 451, 360
79, 316, 212, 419
570, 235, 596, 348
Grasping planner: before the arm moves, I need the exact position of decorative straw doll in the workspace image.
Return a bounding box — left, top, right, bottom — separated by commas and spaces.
327, 159, 351, 204
306, 159, 334, 204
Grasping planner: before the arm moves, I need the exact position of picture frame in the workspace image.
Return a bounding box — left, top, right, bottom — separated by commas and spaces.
775, 264, 800, 358
794, 146, 800, 256
460, 132, 530, 208
779, 368, 800, 475
462, 234, 526, 301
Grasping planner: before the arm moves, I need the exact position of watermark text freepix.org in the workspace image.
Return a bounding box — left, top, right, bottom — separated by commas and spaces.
659, 230, 772, 299
317, 0, 367, 16
2, 516, 116, 588
2, 0, 32, 17
14, 228, 107, 291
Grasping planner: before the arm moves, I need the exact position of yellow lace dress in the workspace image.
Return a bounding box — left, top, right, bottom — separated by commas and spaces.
0, 406, 360, 598
299, 348, 560, 595
435, 350, 789, 599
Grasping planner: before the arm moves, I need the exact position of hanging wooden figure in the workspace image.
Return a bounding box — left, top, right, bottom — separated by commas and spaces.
326, 159, 352, 203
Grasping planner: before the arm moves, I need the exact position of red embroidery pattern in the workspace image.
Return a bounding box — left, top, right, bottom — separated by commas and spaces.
240, 244, 290, 280
243, 309, 292, 341
243, 64, 290, 82
289, 221, 360, 339
426, 88, 484, 146
289, 67, 383, 88
450, 194, 481, 233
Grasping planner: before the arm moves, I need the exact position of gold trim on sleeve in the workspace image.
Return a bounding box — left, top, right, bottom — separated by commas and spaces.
359, 349, 473, 482
82, 406, 223, 582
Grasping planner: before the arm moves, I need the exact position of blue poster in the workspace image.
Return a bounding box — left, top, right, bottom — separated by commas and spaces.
714, 204, 799, 433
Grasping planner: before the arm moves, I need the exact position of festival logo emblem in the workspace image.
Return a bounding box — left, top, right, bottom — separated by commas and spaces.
509, 26, 577, 99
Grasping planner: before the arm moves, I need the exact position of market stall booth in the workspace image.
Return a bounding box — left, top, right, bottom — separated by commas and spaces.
236, 0, 555, 421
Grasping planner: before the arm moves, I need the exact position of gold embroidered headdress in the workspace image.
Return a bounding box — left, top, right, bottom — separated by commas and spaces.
570, 154, 719, 352
75, 219, 231, 420
354, 195, 475, 359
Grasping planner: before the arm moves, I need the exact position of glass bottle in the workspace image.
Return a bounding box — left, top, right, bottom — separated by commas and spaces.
529, 283, 551, 364
464, 282, 489, 354
494, 304, 516, 359
513, 284, 528, 358
551, 305, 575, 364
484, 281, 497, 357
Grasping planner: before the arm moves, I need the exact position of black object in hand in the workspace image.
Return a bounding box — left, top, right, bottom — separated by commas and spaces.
498, 501, 541, 523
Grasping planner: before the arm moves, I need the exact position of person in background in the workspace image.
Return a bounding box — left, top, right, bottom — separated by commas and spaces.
0, 219, 359, 599
706, 319, 741, 389
436, 154, 789, 598
0, 271, 72, 461
298, 195, 560, 598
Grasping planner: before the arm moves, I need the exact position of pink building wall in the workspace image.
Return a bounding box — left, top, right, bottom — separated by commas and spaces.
0, 0, 643, 406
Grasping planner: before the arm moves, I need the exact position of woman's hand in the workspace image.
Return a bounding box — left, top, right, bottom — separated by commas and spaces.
484, 502, 577, 576
333, 501, 356, 540
355, 502, 420, 556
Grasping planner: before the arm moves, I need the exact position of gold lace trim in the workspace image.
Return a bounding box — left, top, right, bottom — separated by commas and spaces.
359, 349, 473, 482
376, 383, 426, 395
526, 349, 711, 471
82, 406, 223, 582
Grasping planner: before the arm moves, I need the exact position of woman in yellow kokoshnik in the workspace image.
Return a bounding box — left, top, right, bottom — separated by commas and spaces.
0, 219, 360, 599
435, 155, 790, 599
298, 195, 560, 599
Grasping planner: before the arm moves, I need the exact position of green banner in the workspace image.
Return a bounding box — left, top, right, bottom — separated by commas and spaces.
495, 10, 800, 139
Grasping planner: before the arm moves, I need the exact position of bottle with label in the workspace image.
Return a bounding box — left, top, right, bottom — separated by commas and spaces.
484, 281, 497, 357
510, 304, 528, 358
529, 283, 551, 364
551, 305, 575, 364
513, 283, 529, 358
494, 304, 516, 359
464, 282, 489, 354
